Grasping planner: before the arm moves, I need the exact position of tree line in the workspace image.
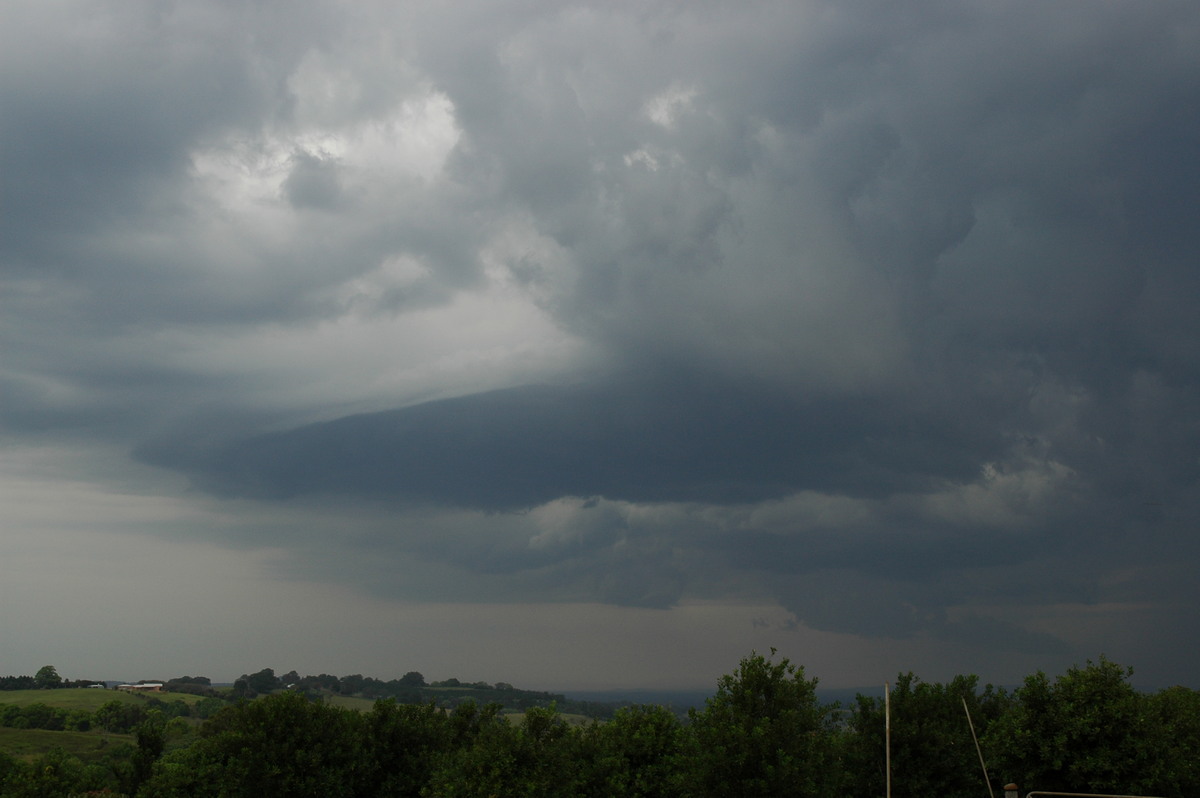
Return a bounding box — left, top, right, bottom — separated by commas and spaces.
0, 665, 102, 692
231, 667, 614, 718
0, 694, 222, 734
0, 664, 612, 718
1, 651, 1198, 797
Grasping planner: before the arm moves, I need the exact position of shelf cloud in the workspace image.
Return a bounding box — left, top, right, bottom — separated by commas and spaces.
4, 0, 1199, 689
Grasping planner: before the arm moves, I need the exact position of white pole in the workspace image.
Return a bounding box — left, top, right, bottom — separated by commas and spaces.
963, 697, 995, 798
885, 681, 891, 798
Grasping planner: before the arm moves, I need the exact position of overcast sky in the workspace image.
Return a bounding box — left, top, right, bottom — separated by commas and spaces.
3, 0, 1199, 692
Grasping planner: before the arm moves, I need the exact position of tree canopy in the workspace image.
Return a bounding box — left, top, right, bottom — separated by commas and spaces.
2, 654, 1200, 797
33, 665, 62, 690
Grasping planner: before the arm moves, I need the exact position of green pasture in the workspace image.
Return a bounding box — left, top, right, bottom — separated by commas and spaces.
318, 694, 591, 727
323, 694, 378, 712
0, 688, 204, 711
0, 727, 134, 762
503, 711, 593, 727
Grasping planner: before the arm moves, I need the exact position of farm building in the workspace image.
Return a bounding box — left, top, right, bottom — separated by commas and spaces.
117, 682, 164, 692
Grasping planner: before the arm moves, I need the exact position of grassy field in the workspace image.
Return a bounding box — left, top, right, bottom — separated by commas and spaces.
0, 727, 134, 762
318, 695, 592, 727
0, 688, 205, 711
503, 711, 593, 727
324, 694, 379, 712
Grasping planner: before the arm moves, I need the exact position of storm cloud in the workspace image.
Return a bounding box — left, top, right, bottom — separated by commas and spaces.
3, 0, 1199, 688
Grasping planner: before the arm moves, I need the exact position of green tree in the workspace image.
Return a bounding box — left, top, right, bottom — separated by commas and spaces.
1, 748, 94, 797
842, 673, 1009, 798
33, 666, 62, 690
140, 692, 364, 798
687, 649, 834, 797
16, 703, 64, 731
64, 708, 92, 732
191, 696, 226, 720
399, 670, 426, 687
241, 667, 281, 695
426, 703, 583, 798
357, 699, 453, 797
169, 675, 211, 685
581, 704, 687, 797
0, 749, 21, 791
338, 673, 366, 695
1140, 685, 1200, 796
127, 710, 168, 796
94, 699, 147, 733
985, 657, 1150, 794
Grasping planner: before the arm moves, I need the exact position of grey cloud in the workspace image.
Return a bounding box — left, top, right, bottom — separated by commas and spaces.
0, 1, 482, 342
0, 2, 326, 261
140, 373, 1000, 510
418, 1, 1200, 423
283, 152, 345, 210
5, 0, 1200, 673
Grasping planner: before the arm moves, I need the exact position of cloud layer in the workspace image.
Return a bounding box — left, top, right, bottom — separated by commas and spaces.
4, 0, 1200, 687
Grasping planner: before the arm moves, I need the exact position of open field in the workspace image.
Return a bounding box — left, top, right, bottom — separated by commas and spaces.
317, 694, 592, 727
0, 727, 134, 762
324, 694, 378, 712
0, 688, 205, 711
503, 711, 593, 727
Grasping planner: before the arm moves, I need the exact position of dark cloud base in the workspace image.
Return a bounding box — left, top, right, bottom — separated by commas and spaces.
141, 374, 999, 511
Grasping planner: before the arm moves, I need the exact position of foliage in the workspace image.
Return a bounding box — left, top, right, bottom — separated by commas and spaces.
231, 668, 282, 699
93, 703, 148, 735
687, 649, 834, 797
160, 678, 216, 699
356, 700, 453, 798
0, 727, 133, 763
126, 713, 167, 796
0, 690, 203, 714
0, 679, 35, 693
842, 672, 1008, 798
425, 703, 583, 798
32, 669, 62, 692
399, 671, 426, 687
984, 657, 1151, 794
139, 692, 365, 798
1139, 685, 1200, 796
188, 698, 225, 721
0, 746, 124, 797
4, 654, 1200, 798
581, 704, 687, 797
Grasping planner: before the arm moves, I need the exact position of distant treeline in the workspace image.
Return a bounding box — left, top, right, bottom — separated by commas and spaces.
229, 667, 619, 718
0, 665, 619, 718
0, 694, 221, 734
0, 665, 102, 691
2, 651, 1199, 797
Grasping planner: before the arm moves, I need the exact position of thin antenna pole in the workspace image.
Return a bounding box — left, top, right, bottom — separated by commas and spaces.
885, 682, 891, 798
963, 697, 995, 798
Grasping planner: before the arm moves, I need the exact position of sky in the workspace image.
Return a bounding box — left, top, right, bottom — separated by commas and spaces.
3, 0, 1199, 693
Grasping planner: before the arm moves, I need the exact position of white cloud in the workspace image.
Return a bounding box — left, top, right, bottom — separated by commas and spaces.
907, 457, 1077, 531
145, 282, 587, 423
644, 84, 698, 128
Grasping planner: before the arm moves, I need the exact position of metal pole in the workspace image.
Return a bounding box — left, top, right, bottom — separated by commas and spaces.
1024, 793, 1166, 798
885, 681, 891, 798
963, 696, 995, 798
